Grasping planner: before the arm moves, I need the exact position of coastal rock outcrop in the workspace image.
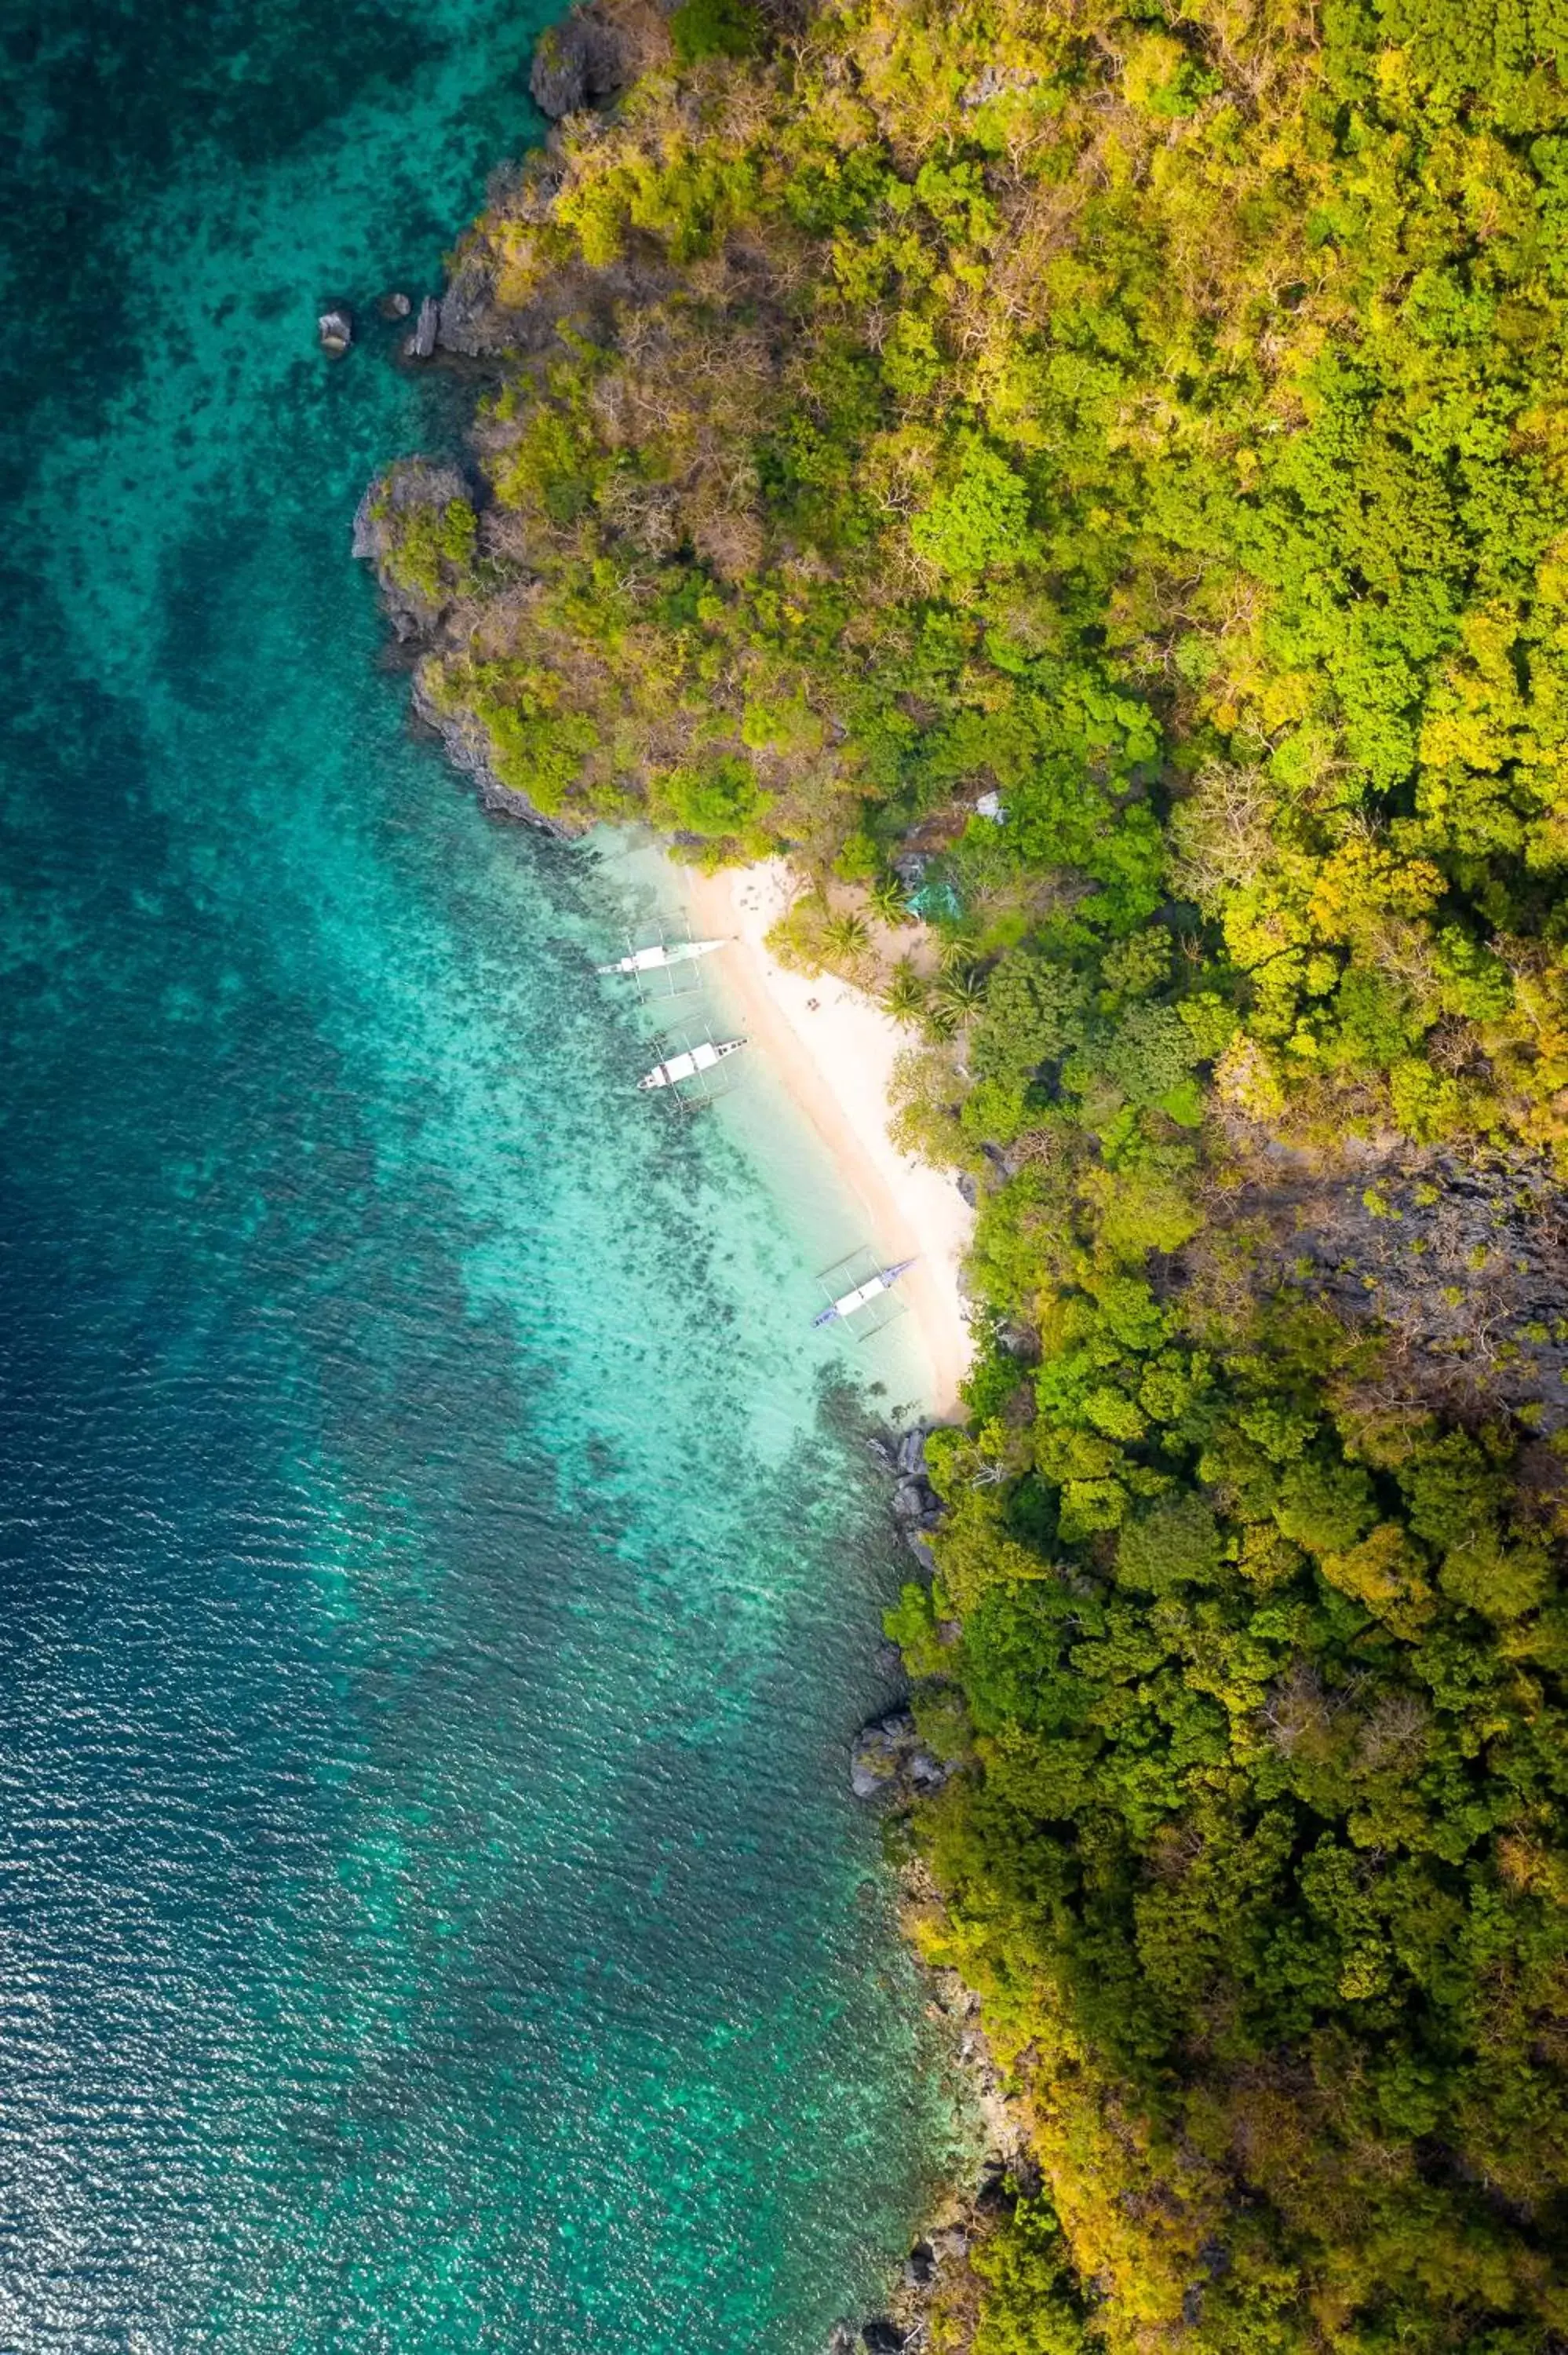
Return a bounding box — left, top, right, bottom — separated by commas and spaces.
849, 1709, 950, 1806
409, 673, 582, 838
316, 304, 353, 356
407, 295, 440, 360
432, 247, 509, 358
354, 461, 589, 838
529, 9, 627, 117
822, 1951, 1034, 2355
873, 1421, 945, 1561
351, 460, 470, 635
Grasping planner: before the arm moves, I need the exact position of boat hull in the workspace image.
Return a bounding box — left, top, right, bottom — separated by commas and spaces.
637, 1036, 746, 1091
811, 1258, 916, 1325
598, 939, 726, 977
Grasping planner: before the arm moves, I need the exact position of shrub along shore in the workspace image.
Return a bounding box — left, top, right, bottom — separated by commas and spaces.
360, 0, 1568, 2343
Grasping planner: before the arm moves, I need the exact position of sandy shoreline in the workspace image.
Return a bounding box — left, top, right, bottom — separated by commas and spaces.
686, 860, 974, 1419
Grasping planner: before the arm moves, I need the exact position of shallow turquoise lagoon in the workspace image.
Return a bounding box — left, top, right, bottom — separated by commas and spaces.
0, 4, 963, 2345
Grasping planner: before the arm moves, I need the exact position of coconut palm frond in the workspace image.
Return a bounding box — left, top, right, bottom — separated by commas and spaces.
822, 911, 873, 963
880, 959, 928, 1024
935, 929, 982, 975
935, 964, 988, 1019
866, 873, 912, 927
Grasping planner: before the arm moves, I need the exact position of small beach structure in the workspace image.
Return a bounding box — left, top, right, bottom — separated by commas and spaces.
812, 1248, 917, 1331
636, 1025, 747, 1109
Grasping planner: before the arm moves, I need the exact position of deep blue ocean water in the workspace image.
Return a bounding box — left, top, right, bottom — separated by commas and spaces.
0, 5, 965, 2345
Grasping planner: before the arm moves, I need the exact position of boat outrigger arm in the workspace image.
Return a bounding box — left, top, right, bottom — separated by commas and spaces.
637, 1036, 747, 1091
812, 1259, 917, 1327
598, 939, 726, 977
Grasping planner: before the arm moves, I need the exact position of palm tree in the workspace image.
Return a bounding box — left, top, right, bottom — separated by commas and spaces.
822, 911, 872, 967
935, 964, 988, 1024
935, 928, 982, 975
879, 959, 928, 1025
866, 872, 911, 928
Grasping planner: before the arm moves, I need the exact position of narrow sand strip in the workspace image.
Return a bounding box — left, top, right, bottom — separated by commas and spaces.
687, 860, 974, 1419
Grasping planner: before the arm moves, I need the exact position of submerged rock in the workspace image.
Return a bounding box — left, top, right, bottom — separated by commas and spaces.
377, 289, 412, 319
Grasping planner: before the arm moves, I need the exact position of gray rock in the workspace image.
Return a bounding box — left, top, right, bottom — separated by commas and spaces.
957, 1169, 979, 1209
903, 1531, 938, 1574
896, 1424, 928, 1477
435, 250, 501, 357
862, 2323, 907, 2355
529, 13, 624, 118
378, 290, 412, 319
892, 1473, 944, 1533
890, 1478, 927, 1525
407, 294, 440, 360
849, 1708, 951, 1806
316, 304, 353, 355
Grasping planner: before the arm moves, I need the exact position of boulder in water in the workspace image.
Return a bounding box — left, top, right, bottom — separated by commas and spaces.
316, 304, 353, 356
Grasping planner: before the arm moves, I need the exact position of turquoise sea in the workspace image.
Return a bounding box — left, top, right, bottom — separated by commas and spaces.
0, 4, 964, 2346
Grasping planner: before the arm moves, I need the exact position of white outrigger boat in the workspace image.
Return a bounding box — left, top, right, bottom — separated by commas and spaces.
812, 1259, 917, 1327
598, 938, 725, 977
637, 1036, 747, 1092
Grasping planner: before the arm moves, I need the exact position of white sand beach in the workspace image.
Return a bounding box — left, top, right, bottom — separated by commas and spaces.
687, 860, 974, 1418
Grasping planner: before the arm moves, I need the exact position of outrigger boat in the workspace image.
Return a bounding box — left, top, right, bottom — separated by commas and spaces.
637, 1036, 747, 1092
812, 1259, 917, 1327
598, 938, 726, 977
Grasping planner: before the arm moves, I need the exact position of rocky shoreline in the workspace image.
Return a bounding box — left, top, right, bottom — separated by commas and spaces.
830, 1426, 1028, 2355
